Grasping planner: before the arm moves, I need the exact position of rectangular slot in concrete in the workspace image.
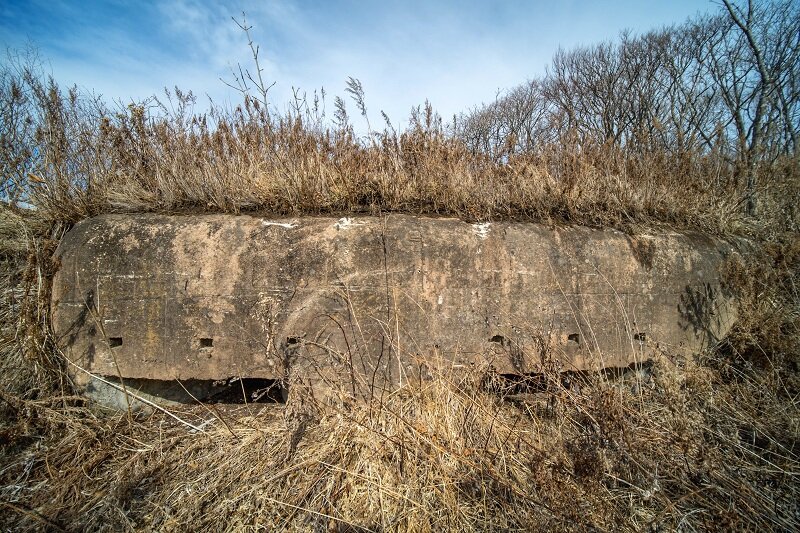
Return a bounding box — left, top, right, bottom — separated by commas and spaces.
90, 376, 285, 406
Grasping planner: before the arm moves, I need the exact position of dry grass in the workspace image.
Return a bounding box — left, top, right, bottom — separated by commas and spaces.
0, 347, 797, 531
3, 57, 797, 238
0, 203, 798, 532
1, 45, 799, 531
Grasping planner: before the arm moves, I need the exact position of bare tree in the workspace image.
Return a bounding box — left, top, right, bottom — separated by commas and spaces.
455, 0, 798, 216
701, 0, 800, 214
456, 81, 550, 157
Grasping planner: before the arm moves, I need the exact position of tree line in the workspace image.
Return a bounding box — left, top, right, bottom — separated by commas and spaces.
455, 0, 799, 214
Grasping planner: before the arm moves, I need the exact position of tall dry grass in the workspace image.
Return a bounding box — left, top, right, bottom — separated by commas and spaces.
0, 343, 798, 531
0, 41, 798, 531
2, 50, 797, 238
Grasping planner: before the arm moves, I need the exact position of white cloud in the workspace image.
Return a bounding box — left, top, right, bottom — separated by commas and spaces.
4, 0, 720, 131
156, 0, 248, 68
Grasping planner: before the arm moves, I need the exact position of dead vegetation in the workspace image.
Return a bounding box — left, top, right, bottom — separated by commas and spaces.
0, 198, 797, 532
0, 323, 797, 531
1, 37, 797, 238
1, 0, 799, 530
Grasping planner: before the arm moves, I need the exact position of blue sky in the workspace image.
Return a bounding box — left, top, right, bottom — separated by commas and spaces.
2, 0, 718, 127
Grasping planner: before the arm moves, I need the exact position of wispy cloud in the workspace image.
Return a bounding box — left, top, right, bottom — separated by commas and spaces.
156, 0, 249, 68
2, 0, 716, 126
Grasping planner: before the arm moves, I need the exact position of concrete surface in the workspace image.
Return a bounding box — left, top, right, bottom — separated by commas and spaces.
51, 214, 738, 403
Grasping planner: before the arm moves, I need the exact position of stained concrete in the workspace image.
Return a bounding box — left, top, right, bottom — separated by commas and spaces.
51, 214, 738, 402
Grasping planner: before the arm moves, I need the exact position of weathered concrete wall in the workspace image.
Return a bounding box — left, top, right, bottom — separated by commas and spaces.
51, 214, 737, 400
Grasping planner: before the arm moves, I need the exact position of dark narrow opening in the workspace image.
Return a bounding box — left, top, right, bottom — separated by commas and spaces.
206, 378, 283, 403
200, 338, 213, 348
485, 372, 585, 396
97, 376, 286, 405
485, 362, 655, 399
489, 335, 505, 344
109, 337, 123, 348
567, 333, 580, 344
634, 332, 647, 342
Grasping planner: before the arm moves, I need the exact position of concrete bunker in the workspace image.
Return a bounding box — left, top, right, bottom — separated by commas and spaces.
50, 214, 738, 407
